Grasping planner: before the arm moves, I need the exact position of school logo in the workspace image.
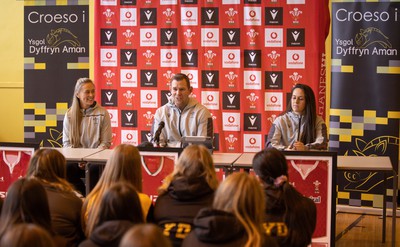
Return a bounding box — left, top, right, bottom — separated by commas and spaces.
140, 8, 157, 25
181, 49, 198, 67
222, 28, 240, 47
121, 110, 137, 127
140, 70, 157, 87
287, 28, 305, 47
101, 29, 117, 46
101, 89, 118, 106
244, 113, 261, 131
265, 7, 283, 25
120, 49, 137, 66
244, 50, 261, 68
201, 70, 219, 88
160, 28, 178, 46
222, 92, 240, 110
201, 7, 219, 25
265, 71, 283, 89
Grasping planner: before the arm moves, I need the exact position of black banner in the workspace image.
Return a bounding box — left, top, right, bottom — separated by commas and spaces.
24, 5, 89, 147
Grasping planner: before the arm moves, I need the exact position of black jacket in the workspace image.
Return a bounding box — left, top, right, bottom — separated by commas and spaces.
182, 208, 278, 247
78, 220, 134, 247
153, 177, 214, 247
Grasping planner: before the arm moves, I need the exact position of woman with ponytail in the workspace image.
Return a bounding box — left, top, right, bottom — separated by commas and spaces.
252, 148, 317, 247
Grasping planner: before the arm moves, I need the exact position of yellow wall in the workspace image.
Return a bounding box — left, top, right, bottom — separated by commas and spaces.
0, 1, 24, 142
0, 2, 95, 142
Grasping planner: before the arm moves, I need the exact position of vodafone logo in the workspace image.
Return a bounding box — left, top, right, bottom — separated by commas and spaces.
125, 12, 132, 19
292, 53, 300, 61
249, 138, 256, 145
270, 96, 278, 103
126, 73, 132, 79
207, 95, 214, 102
249, 74, 256, 81
249, 10, 256, 18
146, 93, 152, 100
145, 32, 152, 39
187, 73, 193, 80
207, 32, 213, 39
109, 112, 114, 119
270, 32, 278, 39
126, 133, 133, 140
106, 52, 112, 59
166, 52, 173, 59
186, 11, 192, 18
228, 116, 235, 123
228, 53, 235, 60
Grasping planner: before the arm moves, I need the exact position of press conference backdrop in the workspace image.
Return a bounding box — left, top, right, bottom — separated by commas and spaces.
24, 1, 90, 147
330, 1, 400, 209
94, 0, 330, 152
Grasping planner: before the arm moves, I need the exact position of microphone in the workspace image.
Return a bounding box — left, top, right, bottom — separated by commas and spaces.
152, 121, 165, 144
297, 115, 302, 141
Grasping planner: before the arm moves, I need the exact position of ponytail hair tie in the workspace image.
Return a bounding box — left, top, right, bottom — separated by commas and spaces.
274, 175, 288, 188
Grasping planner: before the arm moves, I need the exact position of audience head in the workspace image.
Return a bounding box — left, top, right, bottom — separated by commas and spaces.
94, 182, 144, 229
0, 223, 56, 247
85, 144, 143, 236
0, 178, 53, 238
119, 223, 172, 247
252, 148, 316, 247
99, 143, 143, 192
26, 148, 74, 192
213, 172, 265, 247
159, 144, 218, 194
252, 147, 288, 187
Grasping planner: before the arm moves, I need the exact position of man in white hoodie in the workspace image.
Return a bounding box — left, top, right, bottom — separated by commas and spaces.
152, 73, 213, 147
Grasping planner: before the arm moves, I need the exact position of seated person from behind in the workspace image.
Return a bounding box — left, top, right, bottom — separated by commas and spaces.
266, 83, 328, 151
151, 73, 213, 147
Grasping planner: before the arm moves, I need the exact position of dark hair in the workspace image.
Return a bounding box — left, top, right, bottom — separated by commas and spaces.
120, 223, 173, 247
94, 182, 144, 229
286, 83, 317, 144
26, 149, 75, 193
170, 73, 190, 88
0, 178, 53, 239
252, 148, 316, 247
0, 223, 56, 247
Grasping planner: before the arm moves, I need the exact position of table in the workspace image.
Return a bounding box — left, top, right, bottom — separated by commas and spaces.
337, 156, 397, 246
52, 147, 103, 162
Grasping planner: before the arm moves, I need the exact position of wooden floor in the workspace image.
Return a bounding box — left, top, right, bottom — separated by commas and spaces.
335, 212, 400, 247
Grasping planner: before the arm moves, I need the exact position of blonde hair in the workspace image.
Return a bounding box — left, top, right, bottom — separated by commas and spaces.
67, 77, 94, 148
26, 149, 75, 193
83, 144, 143, 236
213, 172, 265, 247
158, 145, 218, 195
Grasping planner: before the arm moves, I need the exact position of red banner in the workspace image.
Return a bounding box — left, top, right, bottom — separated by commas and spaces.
94, 0, 329, 153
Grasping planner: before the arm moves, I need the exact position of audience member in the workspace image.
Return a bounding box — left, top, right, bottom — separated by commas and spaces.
252, 148, 317, 247
26, 148, 84, 246
0, 178, 67, 246
119, 223, 172, 247
79, 182, 144, 247
63, 77, 112, 195
266, 83, 328, 151
152, 73, 213, 147
82, 144, 152, 236
153, 144, 218, 246
0, 223, 56, 247
182, 172, 278, 247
